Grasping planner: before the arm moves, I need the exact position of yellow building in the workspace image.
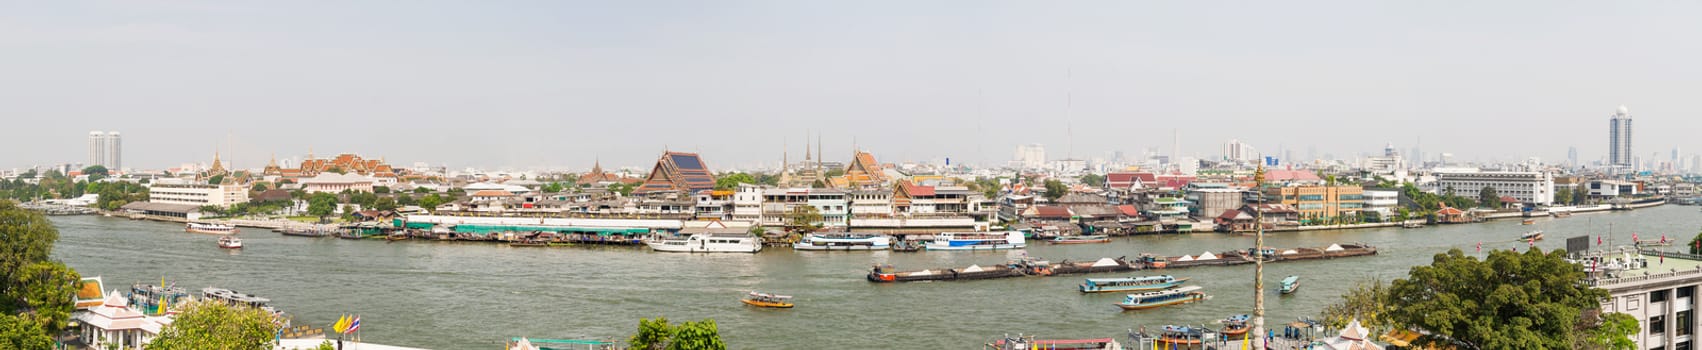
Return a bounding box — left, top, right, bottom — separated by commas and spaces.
1263, 185, 1364, 223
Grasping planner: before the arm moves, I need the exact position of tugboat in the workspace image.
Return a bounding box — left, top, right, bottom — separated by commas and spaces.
217, 236, 243, 249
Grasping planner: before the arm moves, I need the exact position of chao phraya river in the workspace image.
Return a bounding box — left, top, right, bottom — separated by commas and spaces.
51, 205, 1701, 349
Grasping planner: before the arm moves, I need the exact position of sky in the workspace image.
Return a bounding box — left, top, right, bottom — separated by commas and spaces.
3, 1, 1700, 172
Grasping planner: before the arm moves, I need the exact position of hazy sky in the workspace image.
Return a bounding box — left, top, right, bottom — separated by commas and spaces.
3, 1, 1700, 171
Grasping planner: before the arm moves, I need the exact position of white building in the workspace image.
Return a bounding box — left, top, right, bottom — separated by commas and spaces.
149, 183, 250, 207
88, 131, 105, 171
1589, 180, 1640, 198
105, 131, 122, 170
1433, 171, 1554, 205
1363, 189, 1400, 217
300, 173, 379, 193
1610, 105, 1634, 167
1013, 144, 1046, 169
1223, 139, 1258, 163
75, 292, 170, 349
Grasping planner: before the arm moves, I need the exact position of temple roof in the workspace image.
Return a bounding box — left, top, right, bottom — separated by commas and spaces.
635, 152, 715, 194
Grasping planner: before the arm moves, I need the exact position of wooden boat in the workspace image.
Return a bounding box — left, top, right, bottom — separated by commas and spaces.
925, 231, 1026, 251
217, 236, 243, 249
1279, 275, 1300, 294
1152, 325, 1207, 347
792, 234, 891, 251
1521, 218, 1536, 225
1219, 314, 1251, 336
740, 291, 793, 308
867, 264, 1022, 282
1550, 211, 1572, 218
1115, 286, 1207, 310
279, 227, 331, 237
1520, 230, 1544, 242
1049, 235, 1111, 244
186, 222, 238, 235
1078, 275, 1188, 293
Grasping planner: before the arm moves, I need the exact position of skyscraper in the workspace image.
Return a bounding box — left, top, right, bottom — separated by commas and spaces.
1567, 146, 1579, 167
87, 131, 105, 169
104, 132, 121, 170
1609, 105, 1633, 167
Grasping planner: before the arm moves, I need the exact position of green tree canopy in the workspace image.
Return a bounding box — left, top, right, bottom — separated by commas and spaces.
1042, 179, 1068, 202
0, 201, 57, 312
0, 313, 52, 350
1078, 174, 1105, 187
1555, 187, 1573, 206
714, 173, 757, 191
372, 197, 398, 212
1584, 311, 1639, 350
81, 165, 110, 181
307, 192, 338, 222
1318, 279, 1393, 331
1479, 186, 1501, 208
147, 301, 276, 350
0, 200, 81, 345
419, 194, 444, 213
1387, 248, 1607, 349
628, 317, 725, 350
372, 186, 390, 194
785, 205, 824, 234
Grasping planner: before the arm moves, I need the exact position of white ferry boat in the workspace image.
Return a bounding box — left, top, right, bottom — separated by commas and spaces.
646, 233, 762, 253
185, 222, 238, 235
217, 236, 243, 249
925, 231, 1025, 251
792, 234, 891, 251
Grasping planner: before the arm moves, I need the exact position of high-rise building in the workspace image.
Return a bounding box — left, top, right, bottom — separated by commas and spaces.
87, 131, 105, 169
1693, 155, 1701, 174
1223, 139, 1257, 163
104, 132, 121, 170
1567, 146, 1579, 167
1012, 144, 1046, 169
1609, 105, 1633, 167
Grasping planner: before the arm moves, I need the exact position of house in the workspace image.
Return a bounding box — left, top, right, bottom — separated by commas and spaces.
1241, 203, 1300, 224
1435, 206, 1470, 224
74, 293, 172, 349
1022, 205, 1074, 222
1215, 209, 1256, 232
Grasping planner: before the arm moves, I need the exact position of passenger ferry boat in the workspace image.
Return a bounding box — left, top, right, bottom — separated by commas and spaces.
1115, 286, 1207, 311
1279, 275, 1300, 294
217, 236, 243, 249
740, 291, 794, 308
1520, 230, 1544, 242
1049, 235, 1111, 244
792, 233, 891, 251
202, 287, 281, 315
646, 233, 762, 253
1219, 314, 1251, 336
924, 231, 1025, 251
185, 222, 238, 234
1078, 275, 1189, 293
1521, 218, 1536, 225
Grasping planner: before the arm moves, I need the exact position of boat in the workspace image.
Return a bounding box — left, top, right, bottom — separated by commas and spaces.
217, 236, 243, 249
509, 240, 549, 247
1279, 275, 1300, 294
646, 233, 762, 253
1551, 211, 1572, 218
1520, 230, 1544, 242
1401, 222, 1425, 229
988, 336, 1122, 350
1219, 314, 1251, 336
1049, 235, 1111, 244
1078, 275, 1189, 293
278, 227, 332, 237
792, 233, 891, 251
185, 222, 238, 234
924, 231, 1025, 251
740, 291, 794, 308
1521, 218, 1536, 225
867, 264, 1023, 282
1149, 325, 1208, 347
1114, 286, 1208, 311
128, 283, 191, 316
201, 287, 280, 315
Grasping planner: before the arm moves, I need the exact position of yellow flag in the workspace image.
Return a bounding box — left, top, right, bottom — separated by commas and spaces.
333, 315, 349, 333
1241, 328, 1249, 350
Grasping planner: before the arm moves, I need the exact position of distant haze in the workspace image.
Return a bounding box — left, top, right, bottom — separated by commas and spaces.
3, 1, 1699, 171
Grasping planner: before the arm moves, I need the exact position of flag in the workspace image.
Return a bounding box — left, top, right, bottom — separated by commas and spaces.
1599, 236, 1603, 245
346, 315, 361, 334
1476, 242, 1481, 253
1634, 233, 1639, 242
332, 315, 349, 334
1241, 328, 1249, 350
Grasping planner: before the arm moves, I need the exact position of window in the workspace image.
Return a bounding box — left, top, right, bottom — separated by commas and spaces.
1656, 290, 1671, 302
1683, 310, 1695, 337
1654, 315, 1667, 334
1679, 341, 1692, 350
1683, 286, 1696, 299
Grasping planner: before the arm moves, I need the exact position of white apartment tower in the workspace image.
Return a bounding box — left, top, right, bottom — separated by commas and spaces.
1610, 106, 1633, 167
86, 131, 123, 171
87, 131, 105, 168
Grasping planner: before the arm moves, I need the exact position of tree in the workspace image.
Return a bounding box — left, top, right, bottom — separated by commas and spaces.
250, 182, 269, 192
340, 205, 356, 221
785, 205, 824, 235
13, 261, 80, 333
396, 195, 417, 206
1386, 248, 1608, 349
206, 175, 226, 185
1042, 179, 1068, 202
823, 168, 845, 178
0, 201, 57, 312
1318, 279, 1393, 331
1690, 230, 1702, 255
373, 186, 390, 194
1584, 311, 1639, 350
628, 317, 724, 350
1479, 186, 1500, 209
1555, 188, 1573, 206
541, 182, 565, 193
0, 314, 52, 350
1574, 186, 1590, 205
413, 187, 432, 194
307, 192, 338, 223
1078, 174, 1105, 187
714, 173, 757, 191
17, 170, 35, 179
373, 197, 398, 212
81, 165, 110, 181
147, 301, 276, 350
419, 194, 444, 213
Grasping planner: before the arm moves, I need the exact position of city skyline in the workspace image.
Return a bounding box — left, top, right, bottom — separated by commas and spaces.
4, 2, 1701, 170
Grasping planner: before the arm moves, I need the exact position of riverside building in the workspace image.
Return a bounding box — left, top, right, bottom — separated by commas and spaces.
1433, 171, 1554, 205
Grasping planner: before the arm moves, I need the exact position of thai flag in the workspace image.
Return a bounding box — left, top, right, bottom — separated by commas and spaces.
346, 316, 361, 333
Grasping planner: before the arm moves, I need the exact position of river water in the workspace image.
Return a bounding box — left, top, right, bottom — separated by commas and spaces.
49, 205, 1701, 349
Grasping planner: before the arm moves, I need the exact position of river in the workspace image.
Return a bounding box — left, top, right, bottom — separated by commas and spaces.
49, 205, 1701, 349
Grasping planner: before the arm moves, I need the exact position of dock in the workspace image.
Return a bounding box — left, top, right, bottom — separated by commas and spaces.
867, 243, 1377, 283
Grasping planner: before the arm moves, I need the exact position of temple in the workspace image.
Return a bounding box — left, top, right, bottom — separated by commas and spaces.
633, 151, 716, 194
263, 151, 404, 182
578, 159, 632, 186
831, 150, 888, 188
